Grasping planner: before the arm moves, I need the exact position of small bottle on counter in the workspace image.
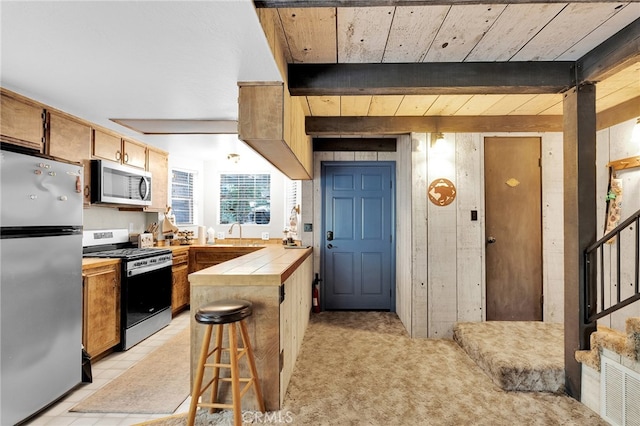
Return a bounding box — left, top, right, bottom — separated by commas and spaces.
282, 230, 288, 245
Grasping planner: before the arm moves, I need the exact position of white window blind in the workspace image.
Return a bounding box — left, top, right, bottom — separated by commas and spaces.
171, 169, 195, 225
219, 174, 270, 224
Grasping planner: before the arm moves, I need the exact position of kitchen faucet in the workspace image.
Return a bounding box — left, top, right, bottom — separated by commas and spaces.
228, 222, 243, 244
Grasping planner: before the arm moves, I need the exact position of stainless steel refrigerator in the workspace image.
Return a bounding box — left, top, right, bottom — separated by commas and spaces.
1, 147, 83, 425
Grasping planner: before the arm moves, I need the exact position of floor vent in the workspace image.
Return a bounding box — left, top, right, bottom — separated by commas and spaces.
601, 357, 640, 426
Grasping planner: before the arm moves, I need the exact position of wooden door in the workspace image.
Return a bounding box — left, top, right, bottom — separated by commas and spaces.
485, 137, 542, 321
322, 162, 394, 310
82, 264, 120, 357
171, 249, 190, 315
0, 91, 45, 151
48, 112, 92, 205
147, 147, 169, 211
93, 128, 123, 163
122, 138, 147, 169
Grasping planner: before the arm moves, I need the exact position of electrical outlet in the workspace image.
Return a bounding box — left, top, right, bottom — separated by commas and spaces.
261, 232, 270, 240
304, 223, 313, 232
217, 232, 225, 240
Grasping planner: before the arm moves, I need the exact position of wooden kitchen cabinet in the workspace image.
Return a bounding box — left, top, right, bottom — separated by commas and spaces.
171, 247, 190, 316
189, 246, 262, 273
147, 146, 169, 212
93, 128, 147, 169
122, 138, 147, 169
47, 112, 92, 205
0, 89, 45, 152
238, 82, 312, 180
82, 262, 121, 359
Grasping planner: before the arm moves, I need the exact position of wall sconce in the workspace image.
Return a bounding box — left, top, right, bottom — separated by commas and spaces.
227, 153, 240, 163
431, 132, 446, 149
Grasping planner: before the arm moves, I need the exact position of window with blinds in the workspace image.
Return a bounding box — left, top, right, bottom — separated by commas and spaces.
219, 174, 270, 224
171, 169, 195, 225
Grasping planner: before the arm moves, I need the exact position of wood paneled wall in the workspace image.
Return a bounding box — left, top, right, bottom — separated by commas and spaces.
596, 118, 640, 331
302, 122, 638, 338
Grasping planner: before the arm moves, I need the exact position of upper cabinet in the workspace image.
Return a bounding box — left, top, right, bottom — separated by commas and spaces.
93, 129, 147, 170
0, 90, 46, 152
1, 87, 170, 210
238, 82, 312, 180
48, 112, 91, 161
147, 146, 169, 212
122, 138, 147, 169
47, 112, 92, 205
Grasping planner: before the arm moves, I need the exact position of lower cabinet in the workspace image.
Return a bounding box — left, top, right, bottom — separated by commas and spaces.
189, 246, 261, 272
82, 262, 120, 359
171, 247, 190, 315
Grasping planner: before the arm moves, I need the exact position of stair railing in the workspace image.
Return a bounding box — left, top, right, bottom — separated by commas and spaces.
584, 208, 640, 325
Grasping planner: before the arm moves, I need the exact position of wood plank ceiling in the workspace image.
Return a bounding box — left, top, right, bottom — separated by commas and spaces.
256, 1, 640, 136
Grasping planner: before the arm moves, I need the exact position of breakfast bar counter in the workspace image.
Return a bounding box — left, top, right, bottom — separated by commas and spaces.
188, 245, 313, 411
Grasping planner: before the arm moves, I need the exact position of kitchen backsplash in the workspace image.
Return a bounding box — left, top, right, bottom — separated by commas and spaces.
83, 206, 154, 234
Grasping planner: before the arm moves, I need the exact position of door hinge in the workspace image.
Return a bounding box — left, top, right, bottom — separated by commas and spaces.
390, 180, 393, 189
538, 158, 541, 167
280, 283, 285, 304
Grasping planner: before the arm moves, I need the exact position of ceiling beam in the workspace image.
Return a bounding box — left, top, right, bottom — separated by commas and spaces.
288, 62, 575, 96
306, 96, 639, 136
578, 18, 640, 82
255, 0, 616, 7
305, 115, 564, 135
596, 96, 640, 130
313, 138, 396, 151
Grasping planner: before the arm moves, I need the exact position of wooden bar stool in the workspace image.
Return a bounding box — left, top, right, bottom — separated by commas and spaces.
187, 299, 265, 426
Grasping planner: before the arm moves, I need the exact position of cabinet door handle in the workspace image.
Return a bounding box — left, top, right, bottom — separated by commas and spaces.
116, 150, 121, 161
124, 153, 129, 163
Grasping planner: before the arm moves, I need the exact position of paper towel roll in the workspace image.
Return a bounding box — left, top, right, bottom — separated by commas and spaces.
197, 226, 206, 245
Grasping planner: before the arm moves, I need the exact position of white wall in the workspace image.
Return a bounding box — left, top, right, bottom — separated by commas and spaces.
596, 118, 640, 331
407, 131, 565, 338
83, 206, 154, 234
200, 141, 293, 241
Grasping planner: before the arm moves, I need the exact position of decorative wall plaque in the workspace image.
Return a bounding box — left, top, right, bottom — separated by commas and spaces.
428, 178, 457, 206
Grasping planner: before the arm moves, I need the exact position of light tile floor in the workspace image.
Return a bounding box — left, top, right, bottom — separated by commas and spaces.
25, 311, 192, 426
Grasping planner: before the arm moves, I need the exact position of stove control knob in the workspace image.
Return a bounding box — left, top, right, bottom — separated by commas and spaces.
59, 195, 68, 201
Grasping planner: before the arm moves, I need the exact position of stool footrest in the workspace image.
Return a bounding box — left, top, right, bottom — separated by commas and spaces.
205, 362, 232, 368
198, 401, 234, 410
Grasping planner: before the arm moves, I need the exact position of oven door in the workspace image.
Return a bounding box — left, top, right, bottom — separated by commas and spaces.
121, 263, 172, 350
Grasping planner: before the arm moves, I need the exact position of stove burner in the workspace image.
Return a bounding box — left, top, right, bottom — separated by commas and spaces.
83, 247, 171, 260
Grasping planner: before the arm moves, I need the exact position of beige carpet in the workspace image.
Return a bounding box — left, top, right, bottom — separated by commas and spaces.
71, 327, 190, 414
136, 311, 606, 425
453, 321, 565, 392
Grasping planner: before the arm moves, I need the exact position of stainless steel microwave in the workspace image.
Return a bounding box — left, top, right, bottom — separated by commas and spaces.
91, 159, 152, 206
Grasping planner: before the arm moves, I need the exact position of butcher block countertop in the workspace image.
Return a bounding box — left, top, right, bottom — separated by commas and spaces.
81, 258, 120, 268
189, 245, 312, 286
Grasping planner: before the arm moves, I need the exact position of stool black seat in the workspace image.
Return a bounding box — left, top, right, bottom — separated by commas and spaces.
195, 299, 253, 324
187, 299, 265, 426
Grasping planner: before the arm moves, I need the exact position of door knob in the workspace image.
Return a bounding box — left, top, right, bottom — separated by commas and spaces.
487, 236, 496, 244
327, 243, 333, 249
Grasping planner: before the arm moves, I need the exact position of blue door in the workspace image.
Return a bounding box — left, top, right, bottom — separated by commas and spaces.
322, 162, 395, 310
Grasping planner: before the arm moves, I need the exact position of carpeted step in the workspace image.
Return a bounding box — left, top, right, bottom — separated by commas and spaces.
575, 317, 640, 371
453, 321, 564, 393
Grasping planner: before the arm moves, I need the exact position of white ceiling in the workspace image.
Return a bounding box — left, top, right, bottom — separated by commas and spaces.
0, 0, 282, 159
